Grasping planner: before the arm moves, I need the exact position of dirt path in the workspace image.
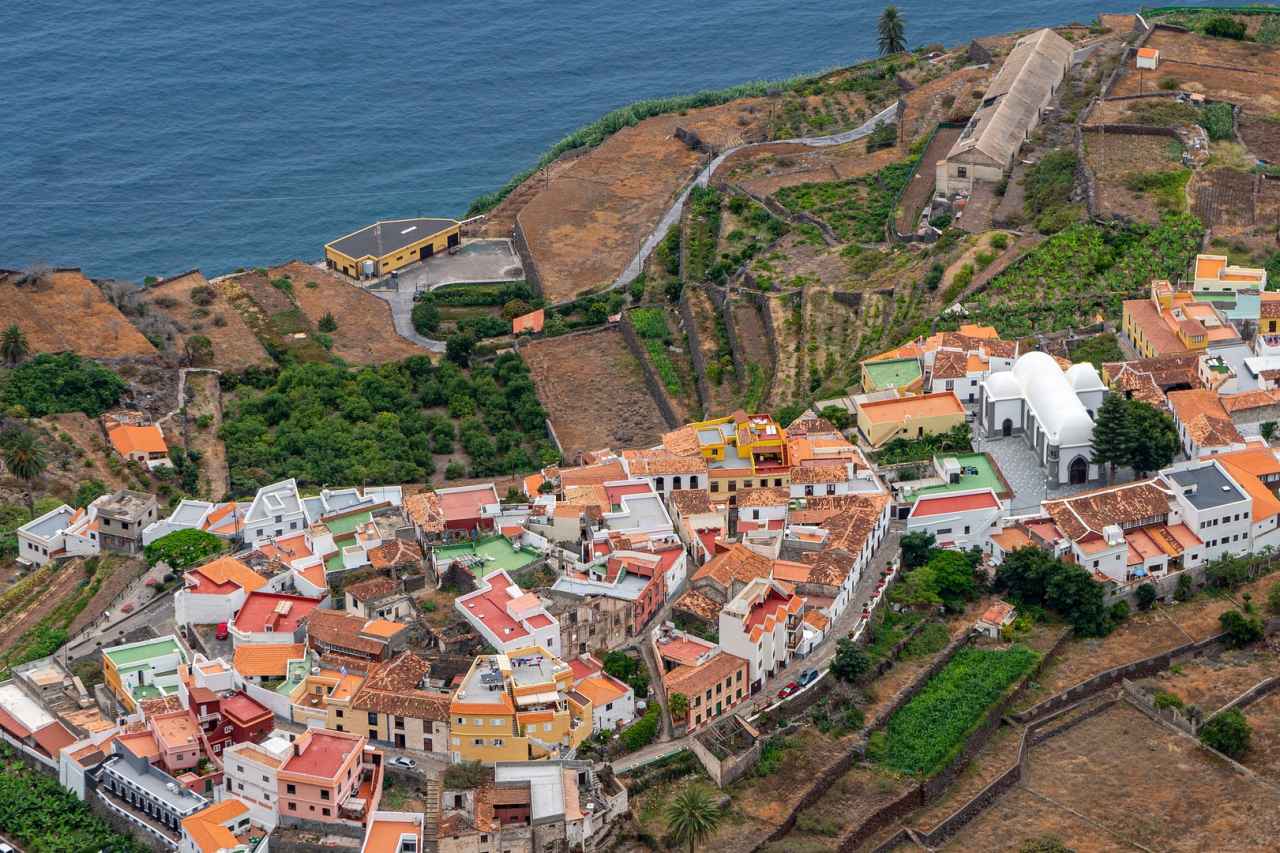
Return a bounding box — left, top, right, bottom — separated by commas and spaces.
183, 371, 228, 500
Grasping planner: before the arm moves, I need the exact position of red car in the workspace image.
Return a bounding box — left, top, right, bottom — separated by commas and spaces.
776, 681, 799, 700
215, 622, 229, 641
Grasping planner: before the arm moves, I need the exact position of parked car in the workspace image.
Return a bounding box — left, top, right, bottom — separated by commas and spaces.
798, 668, 818, 687
777, 681, 799, 700
215, 622, 229, 641
389, 756, 417, 769
0, 842, 16, 853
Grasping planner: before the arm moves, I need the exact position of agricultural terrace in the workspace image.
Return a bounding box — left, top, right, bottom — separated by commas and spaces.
135, 270, 273, 372
966, 214, 1203, 337
774, 158, 917, 243
875, 644, 1039, 777
1083, 130, 1190, 224
629, 307, 691, 408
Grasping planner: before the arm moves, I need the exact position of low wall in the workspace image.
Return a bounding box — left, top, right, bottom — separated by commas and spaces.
511, 219, 545, 303
617, 311, 681, 429
677, 285, 715, 412
713, 288, 748, 385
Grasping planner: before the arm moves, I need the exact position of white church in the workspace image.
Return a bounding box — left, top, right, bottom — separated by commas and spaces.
978, 351, 1107, 486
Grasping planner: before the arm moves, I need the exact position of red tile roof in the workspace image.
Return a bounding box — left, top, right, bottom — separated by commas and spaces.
910, 491, 1000, 517
233, 592, 322, 635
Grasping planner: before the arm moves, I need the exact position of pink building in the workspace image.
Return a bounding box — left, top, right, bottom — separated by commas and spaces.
277, 729, 383, 827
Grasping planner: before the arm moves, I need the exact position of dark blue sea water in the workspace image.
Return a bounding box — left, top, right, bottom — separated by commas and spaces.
0, 1, 1239, 281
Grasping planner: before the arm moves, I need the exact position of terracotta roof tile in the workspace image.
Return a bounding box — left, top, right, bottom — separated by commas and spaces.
669, 489, 715, 517
233, 643, 306, 677
345, 576, 399, 603
351, 651, 450, 722
693, 544, 773, 590
734, 486, 790, 508
368, 539, 423, 570
404, 492, 445, 534
622, 448, 708, 476
1043, 480, 1171, 543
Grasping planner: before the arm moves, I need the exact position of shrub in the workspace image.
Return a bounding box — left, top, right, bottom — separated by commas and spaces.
443, 760, 491, 789
1157, 76, 1181, 91
1199, 102, 1235, 141
923, 262, 945, 291
1153, 690, 1184, 711
445, 461, 465, 480
990, 233, 1009, 250
1023, 149, 1077, 221
1219, 609, 1264, 648
144, 528, 223, 569
411, 300, 440, 336
1200, 708, 1251, 758
1204, 15, 1246, 40
1268, 581, 1280, 615
1136, 582, 1158, 611
831, 638, 872, 684
190, 285, 216, 306
620, 704, 660, 751
1175, 572, 1194, 602
318, 312, 338, 332
1, 353, 126, 417
74, 479, 107, 509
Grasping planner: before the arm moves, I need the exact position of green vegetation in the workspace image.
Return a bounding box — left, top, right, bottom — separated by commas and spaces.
1068, 332, 1125, 369
630, 308, 684, 395
1091, 395, 1179, 479
878, 5, 907, 55
1, 352, 126, 417
1200, 101, 1236, 140
1124, 169, 1191, 212
0, 744, 146, 853
1205, 14, 1248, 39
775, 158, 916, 242
220, 354, 554, 491
0, 557, 122, 676
893, 548, 983, 612
1, 428, 46, 511
968, 214, 1204, 337
604, 650, 650, 695
1023, 149, 1082, 234
995, 547, 1112, 637
1, 324, 29, 366
831, 637, 873, 684
664, 783, 722, 851
875, 645, 1038, 776
1201, 708, 1252, 758
621, 703, 661, 751
144, 528, 224, 569
411, 299, 441, 335
429, 281, 534, 307
443, 760, 491, 790
871, 423, 972, 465
1219, 608, 1265, 648
685, 187, 723, 284
1153, 690, 1185, 711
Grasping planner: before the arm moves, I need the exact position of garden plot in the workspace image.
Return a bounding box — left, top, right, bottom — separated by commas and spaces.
1238, 112, 1280, 163
521, 327, 669, 459
137, 271, 271, 372
773, 159, 917, 243
895, 125, 963, 235
1135, 646, 1280, 717
628, 306, 700, 423
0, 270, 155, 359
1083, 130, 1188, 223
1191, 167, 1259, 230
684, 285, 743, 416
1109, 28, 1280, 114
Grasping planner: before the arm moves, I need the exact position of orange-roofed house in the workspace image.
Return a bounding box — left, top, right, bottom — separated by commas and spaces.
512, 308, 545, 335
1123, 279, 1240, 359
175, 556, 269, 627
361, 811, 425, 853
976, 601, 1017, 638
1217, 446, 1280, 551
1136, 46, 1159, 69
277, 729, 383, 827
1167, 389, 1246, 459
108, 422, 173, 469
661, 648, 748, 732
567, 654, 635, 732
718, 577, 804, 692
447, 646, 591, 765
1193, 253, 1266, 296
855, 391, 966, 447
232, 643, 307, 684
179, 797, 265, 853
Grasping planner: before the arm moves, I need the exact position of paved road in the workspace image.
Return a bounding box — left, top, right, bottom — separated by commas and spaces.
64, 589, 175, 662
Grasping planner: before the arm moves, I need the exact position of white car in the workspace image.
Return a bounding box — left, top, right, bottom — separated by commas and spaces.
389, 756, 416, 769
0, 842, 16, 853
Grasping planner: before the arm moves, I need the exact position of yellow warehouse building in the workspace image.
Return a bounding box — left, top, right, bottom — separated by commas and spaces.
325, 217, 461, 280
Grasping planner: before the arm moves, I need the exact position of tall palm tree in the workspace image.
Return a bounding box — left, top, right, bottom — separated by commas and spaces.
665, 784, 721, 853
1, 429, 46, 512
0, 324, 28, 366
878, 6, 907, 56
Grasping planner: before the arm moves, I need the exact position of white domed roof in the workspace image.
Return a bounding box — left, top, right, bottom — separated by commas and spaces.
1066, 362, 1106, 392
1057, 410, 1095, 447
983, 370, 1021, 399
1012, 351, 1059, 386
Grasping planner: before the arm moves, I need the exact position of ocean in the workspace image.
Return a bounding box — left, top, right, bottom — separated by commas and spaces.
0, 1, 1237, 281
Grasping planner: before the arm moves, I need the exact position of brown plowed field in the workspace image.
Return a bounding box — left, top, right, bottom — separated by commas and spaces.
138, 271, 272, 372
1191, 167, 1258, 229
946, 702, 1280, 851
1084, 130, 1185, 223
1109, 28, 1280, 113
0, 270, 155, 358
517, 101, 771, 304
733, 143, 904, 198
270, 261, 424, 364
521, 327, 669, 459
1239, 112, 1280, 163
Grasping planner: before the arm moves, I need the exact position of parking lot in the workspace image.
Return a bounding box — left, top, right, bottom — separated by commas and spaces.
378, 238, 523, 293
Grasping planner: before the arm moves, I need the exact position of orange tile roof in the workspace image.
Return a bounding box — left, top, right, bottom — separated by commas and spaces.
512, 308, 545, 334
857, 391, 964, 423
1168, 389, 1242, 447
574, 674, 629, 707
1137, 46, 1158, 58
622, 448, 708, 475
191, 556, 267, 594
693, 544, 773, 590
1222, 389, 1280, 414
990, 527, 1032, 551
403, 491, 445, 534
233, 643, 306, 677
107, 423, 168, 456
1218, 448, 1280, 521
182, 800, 251, 853
663, 650, 746, 697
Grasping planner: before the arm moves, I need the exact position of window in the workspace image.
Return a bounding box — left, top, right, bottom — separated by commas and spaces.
957, 166, 968, 178
368, 712, 378, 725
287, 784, 296, 795
321, 790, 330, 801
491, 718, 503, 726
493, 738, 504, 747
288, 802, 297, 811
711, 481, 720, 493
322, 808, 331, 817
335, 710, 344, 718
474, 738, 484, 746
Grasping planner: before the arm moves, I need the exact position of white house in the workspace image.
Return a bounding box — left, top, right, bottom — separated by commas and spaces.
173, 556, 270, 627
976, 601, 1017, 638
906, 488, 1005, 550
242, 479, 307, 546
1161, 460, 1253, 564
978, 352, 1106, 486
455, 571, 561, 656
15, 504, 100, 566
718, 577, 803, 693
221, 736, 293, 829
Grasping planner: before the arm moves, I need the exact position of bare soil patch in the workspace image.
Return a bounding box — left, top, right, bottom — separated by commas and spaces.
1139, 646, 1280, 716
183, 372, 227, 500
1085, 131, 1186, 223
899, 65, 994, 143
896, 125, 963, 234
271, 261, 425, 364
1241, 687, 1280, 783
67, 556, 147, 637
219, 272, 329, 363
0, 270, 155, 359
35, 412, 130, 495
1239, 112, 1280, 163
732, 143, 903, 199
1191, 167, 1259, 229
137, 271, 271, 372
521, 327, 669, 458
1110, 29, 1280, 113
0, 560, 86, 656
684, 285, 741, 417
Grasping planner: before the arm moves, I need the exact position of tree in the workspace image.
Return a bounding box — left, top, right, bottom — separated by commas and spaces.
1, 352, 126, 417
1204, 15, 1246, 40
446, 332, 475, 367
1126, 400, 1178, 476
831, 638, 872, 684
1263, 421, 1278, 443
411, 300, 440, 336
74, 479, 108, 509
1136, 582, 1158, 611
900, 531, 935, 570
1, 429, 47, 512
143, 528, 223, 569
1090, 393, 1133, 483
996, 546, 1110, 636
1219, 608, 1264, 648
877, 5, 907, 56
664, 784, 722, 853
1175, 572, 1194, 602
0, 324, 29, 366
929, 549, 979, 605
1200, 708, 1251, 758
318, 312, 338, 333
669, 691, 689, 720
184, 334, 214, 367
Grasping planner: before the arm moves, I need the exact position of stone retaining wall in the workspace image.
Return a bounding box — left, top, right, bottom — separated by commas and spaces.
618, 310, 681, 429
511, 219, 545, 303
677, 285, 715, 412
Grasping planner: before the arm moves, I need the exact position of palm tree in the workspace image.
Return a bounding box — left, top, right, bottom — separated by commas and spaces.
878, 6, 907, 56
1, 429, 46, 512
665, 784, 721, 853
1, 324, 28, 366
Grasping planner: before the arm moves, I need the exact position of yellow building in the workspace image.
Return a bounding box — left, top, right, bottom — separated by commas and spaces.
855, 391, 966, 448
1122, 279, 1240, 359
448, 646, 591, 765
102, 635, 187, 713
665, 411, 791, 495
325, 217, 461, 280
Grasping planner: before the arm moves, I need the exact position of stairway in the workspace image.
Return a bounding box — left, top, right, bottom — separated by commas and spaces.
422, 777, 441, 853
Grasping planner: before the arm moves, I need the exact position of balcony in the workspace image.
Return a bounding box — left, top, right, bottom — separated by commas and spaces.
96, 787, 182, 845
